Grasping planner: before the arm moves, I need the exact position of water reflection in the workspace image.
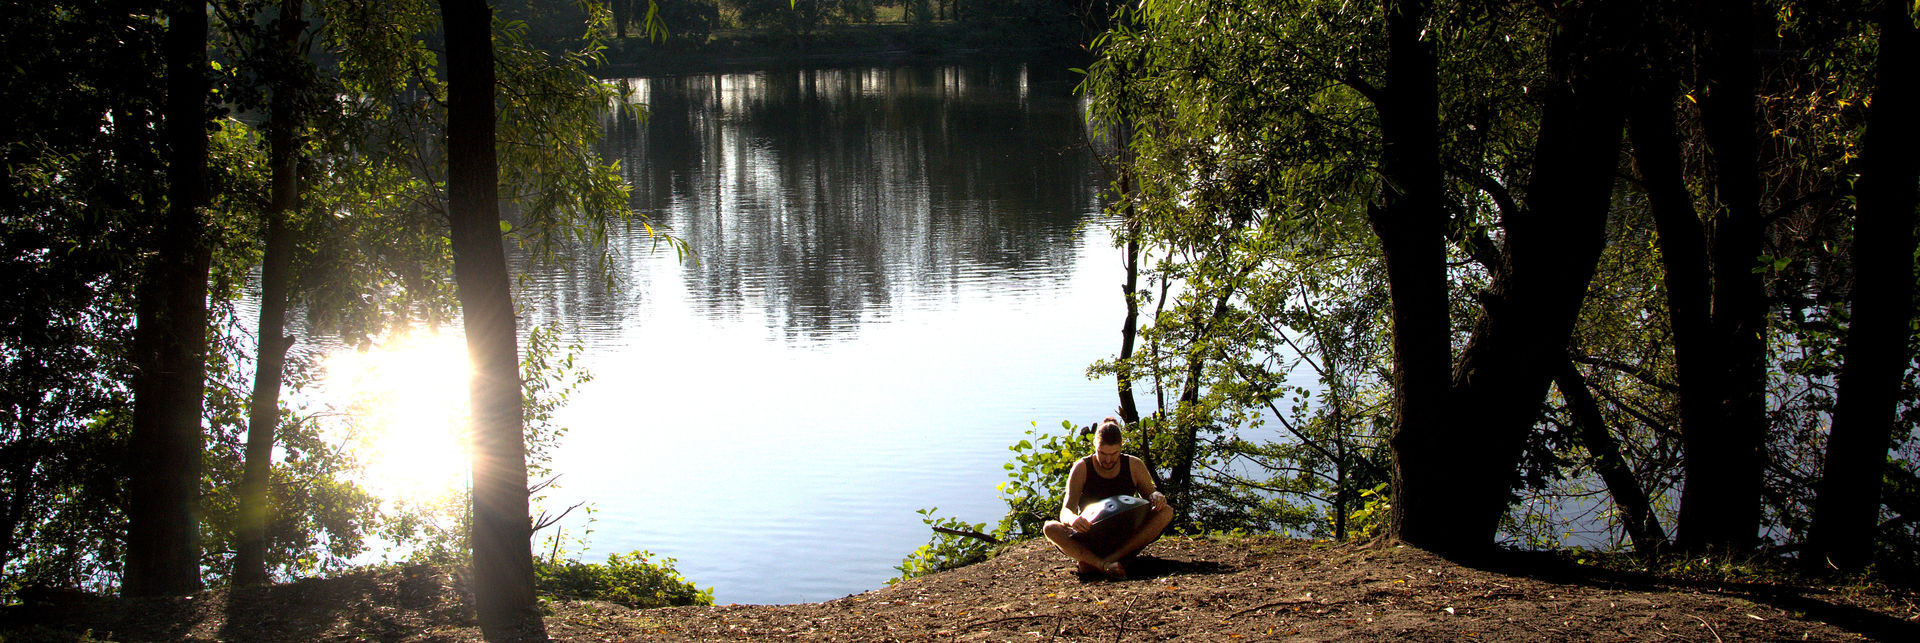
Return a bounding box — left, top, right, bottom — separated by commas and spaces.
497, 58, 1120, 605
528, 60, 1105, 343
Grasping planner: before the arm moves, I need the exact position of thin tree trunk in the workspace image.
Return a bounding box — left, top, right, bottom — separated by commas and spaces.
235, 0, 306, 587
1116, 171, 1143, 429
1556, 360, 1667, 555
1117, 150, 1157, 486
1808, 0, 1920, 572
1104, 25, 1150, 475
1679, 0, 1769, 553
1103, 63, 1144, 430
1627, 82, 1718, 552
1329, 361, 1349, 541
125, 0, 212, 597
440, 0, 542, 639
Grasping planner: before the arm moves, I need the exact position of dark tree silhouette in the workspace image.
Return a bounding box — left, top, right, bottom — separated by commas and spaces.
235, 0, 307, 587
1380, 0, 1633, 554
1371, 0, 1455, 553
124, 0, 213, 597
1672, 0, 1772, 554
1439, 0, 1632, 549
439, 0, 544, 638
1809, 0, 1920, 572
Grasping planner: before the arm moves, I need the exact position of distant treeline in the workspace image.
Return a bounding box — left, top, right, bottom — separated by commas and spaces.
587, 0, 1119, 68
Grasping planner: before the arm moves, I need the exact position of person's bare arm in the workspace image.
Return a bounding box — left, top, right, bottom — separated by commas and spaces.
1061, 460, 1092, 531
1131, 457, 1168, 510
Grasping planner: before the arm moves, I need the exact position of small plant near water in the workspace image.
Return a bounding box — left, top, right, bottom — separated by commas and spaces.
996, 423, 1083, 536
891, 508, 1003, 583
534, 550, 714, 609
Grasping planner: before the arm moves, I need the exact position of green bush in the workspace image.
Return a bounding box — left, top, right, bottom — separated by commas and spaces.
996, 422, 1083, 537
891, 508, 1002, 583
534, 550, 714, 609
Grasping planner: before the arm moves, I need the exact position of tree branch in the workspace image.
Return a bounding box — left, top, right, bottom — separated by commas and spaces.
1591, 385, 1682, 443
1227, 599, 1320, 620
1462, 169, 1521, 226
1569, 354, 1680, 393
1450, 169, 1514, 272
932, 525, 1002, 545
1345, 71, 1384, 106
532, 501, 583, 534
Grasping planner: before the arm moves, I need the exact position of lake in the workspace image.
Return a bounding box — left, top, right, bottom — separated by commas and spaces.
498, 56, 1121, 605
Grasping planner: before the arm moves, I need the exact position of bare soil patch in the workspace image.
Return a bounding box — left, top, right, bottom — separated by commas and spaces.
7, 535, 1918, 641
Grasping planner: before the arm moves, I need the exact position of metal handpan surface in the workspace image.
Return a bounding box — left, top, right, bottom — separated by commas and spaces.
1081, 494, 1150, 532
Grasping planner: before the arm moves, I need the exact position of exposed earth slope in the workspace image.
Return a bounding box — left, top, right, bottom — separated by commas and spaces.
7, 535, 1918, 641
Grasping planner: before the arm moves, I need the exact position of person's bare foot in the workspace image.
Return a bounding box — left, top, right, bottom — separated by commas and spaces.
1076, 561, 1100, 576
1100, 560, 1127, 580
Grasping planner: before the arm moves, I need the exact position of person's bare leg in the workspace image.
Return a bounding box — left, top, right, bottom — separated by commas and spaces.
1104, 504, 1174, 565
1042, 521, 1104, 567
1043, 521, 1124, 577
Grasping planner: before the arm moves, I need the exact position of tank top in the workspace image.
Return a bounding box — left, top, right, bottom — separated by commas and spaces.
1079, 454, 1139, 510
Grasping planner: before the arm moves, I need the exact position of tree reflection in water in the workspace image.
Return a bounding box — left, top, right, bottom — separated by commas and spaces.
514, 58, 1107, 342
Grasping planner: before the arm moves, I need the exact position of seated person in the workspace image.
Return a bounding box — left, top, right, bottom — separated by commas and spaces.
1041, 417, 1175, 579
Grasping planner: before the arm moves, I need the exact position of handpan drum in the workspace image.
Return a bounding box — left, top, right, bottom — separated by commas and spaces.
1079, 494, 1151, 534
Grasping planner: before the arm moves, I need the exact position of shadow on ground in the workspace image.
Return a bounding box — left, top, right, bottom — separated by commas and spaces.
1452, 549, 1920, 642
1070, 553, 1234, 583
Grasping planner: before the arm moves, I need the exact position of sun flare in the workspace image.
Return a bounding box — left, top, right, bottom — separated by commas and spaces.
325, 332, 473, 501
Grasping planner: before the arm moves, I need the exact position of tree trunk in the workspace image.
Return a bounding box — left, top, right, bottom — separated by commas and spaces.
124, 0, 212, 598
1373, 0, 1461, 554
1626, 81, 1718, 552
1105, 20, 1149, 471
1329, 363, 1350, 541
1446, 4, 1630, 545
234, 0, 306, 587
1116, 134, 1143, 431
1808, 0, 1920, 572
1677, 0, 1770, 553
1556, 360, 1667, 555
439, 0, 543, 639
1382, 0, 1630, 553
1117, 152, 1155, 484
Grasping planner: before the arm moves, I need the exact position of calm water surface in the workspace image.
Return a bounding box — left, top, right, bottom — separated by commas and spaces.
506, 58, 1121, 605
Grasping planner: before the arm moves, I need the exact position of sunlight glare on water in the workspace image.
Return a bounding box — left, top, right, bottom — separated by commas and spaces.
323, 331, 473, 502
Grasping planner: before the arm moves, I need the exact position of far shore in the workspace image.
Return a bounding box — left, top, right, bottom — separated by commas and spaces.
591, 20, 1095, 78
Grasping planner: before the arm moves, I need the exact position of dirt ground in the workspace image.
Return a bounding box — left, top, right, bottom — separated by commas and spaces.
7, 535, 1919, 641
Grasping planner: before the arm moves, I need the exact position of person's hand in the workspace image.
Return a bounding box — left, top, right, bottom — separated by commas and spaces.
1150, 491, 1168, 511
1071, 515, 1093, 532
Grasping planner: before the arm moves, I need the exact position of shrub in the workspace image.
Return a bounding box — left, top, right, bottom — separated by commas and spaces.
892, 508, 1003, 583
534, 550, 714, 609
